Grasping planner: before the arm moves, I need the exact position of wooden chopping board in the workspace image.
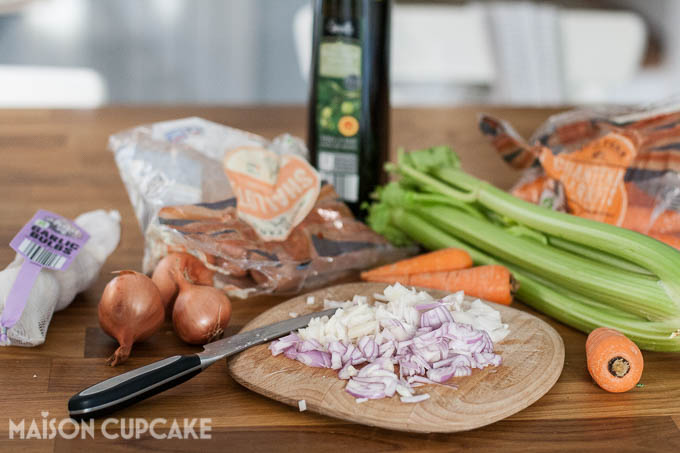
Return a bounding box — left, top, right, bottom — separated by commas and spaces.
228, 283, 565, 433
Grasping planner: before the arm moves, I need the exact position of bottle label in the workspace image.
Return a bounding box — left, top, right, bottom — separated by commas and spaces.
316, 18, 362, 203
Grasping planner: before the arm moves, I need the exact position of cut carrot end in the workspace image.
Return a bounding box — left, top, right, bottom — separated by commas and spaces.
586, 327, 643, 393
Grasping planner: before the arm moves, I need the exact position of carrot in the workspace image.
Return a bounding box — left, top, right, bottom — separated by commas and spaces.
364, 265, 515, 305
360, 248, 472, 281
586, 327, 643, 393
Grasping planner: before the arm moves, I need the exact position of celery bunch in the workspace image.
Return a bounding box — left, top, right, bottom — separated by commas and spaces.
367, 146, 680, 351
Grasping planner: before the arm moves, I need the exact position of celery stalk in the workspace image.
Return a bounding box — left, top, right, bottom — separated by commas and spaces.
394, 147, 680, 308
512, 270, 680, 352
435, 166, 680, 305
547, 236, 654, 277
373, 206, 680, 351
414, 204, 677, 320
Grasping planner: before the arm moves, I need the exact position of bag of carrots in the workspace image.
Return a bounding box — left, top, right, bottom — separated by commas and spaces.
479, 101, 680, 249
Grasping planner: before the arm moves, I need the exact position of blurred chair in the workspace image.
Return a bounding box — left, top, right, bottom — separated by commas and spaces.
0, 65, 107, 108
293, 2, 647, 105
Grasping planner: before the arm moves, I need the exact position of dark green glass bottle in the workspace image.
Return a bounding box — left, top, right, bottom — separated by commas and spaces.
308, 0, 391, 217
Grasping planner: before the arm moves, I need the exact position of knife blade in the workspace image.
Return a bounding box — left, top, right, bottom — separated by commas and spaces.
68, 307, 338, 419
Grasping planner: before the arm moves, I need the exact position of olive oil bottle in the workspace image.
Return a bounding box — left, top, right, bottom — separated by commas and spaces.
308, 0, 390, 217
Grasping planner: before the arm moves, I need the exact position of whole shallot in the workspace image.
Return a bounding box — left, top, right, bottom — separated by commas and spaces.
172, 269, 231, 345
152, 252, 214, 310
98, 270, 165, 366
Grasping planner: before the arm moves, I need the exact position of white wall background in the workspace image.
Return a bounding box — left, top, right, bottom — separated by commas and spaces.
0, 0, 309, 104
0, 0, 678, 106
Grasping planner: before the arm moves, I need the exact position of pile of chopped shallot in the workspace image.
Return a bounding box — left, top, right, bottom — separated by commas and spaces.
270, 284, 510, 403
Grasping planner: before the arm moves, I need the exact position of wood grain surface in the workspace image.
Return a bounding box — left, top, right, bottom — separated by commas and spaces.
1, 106, 680, 452
228, 282, 565, 433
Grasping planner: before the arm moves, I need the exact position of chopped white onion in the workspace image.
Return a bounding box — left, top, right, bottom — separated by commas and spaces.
298, 400, 307, 411
400, 394, 430, 403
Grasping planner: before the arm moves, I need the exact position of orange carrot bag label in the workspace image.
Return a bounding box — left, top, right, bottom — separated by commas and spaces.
538, 132, 636, 225
223, 146, 321, 241
479, 102, 680, 250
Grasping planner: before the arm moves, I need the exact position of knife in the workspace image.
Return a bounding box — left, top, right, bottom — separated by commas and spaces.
68, 307, 337, 419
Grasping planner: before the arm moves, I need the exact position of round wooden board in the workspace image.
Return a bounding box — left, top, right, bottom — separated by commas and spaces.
227, 283, 565, 433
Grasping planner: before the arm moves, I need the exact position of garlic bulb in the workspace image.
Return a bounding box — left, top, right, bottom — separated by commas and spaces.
0, 209, 121, 346
0, 266, 60, 346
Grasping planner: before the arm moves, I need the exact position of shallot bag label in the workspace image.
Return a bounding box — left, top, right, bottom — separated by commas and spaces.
9, 210, 89, 270
1, 210, 89, 345
223, 147, 321, 241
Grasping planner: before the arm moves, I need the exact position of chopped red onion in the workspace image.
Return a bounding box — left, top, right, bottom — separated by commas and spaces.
269, 333, 299, 356
379, 340, 396, 358
350, 347, 366, 365
330, 353, 343, 370
407, 375, 436, 385
415, 302, 441, 311
293, 350, 332, 368
420, 305, 454, 329
453, 366, 472, 377
339, 363, 358, 380
381, 319, 414, 341
341, 343, 356, 363
427, 366, 457, 383
357, 357, 393, 375
299, 338, 324, 352
396, 382, 414, 398
358, 336, 378, 361
433, 354, 471, 369
416, 326, 433, 335
269, 286, 505, 405
345, 373, 400, 399
345, 380, 387, 400
283, 348, 298, 360
328, 340, 348, 369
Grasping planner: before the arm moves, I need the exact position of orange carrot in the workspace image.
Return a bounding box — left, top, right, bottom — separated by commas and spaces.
586, 327, 643, 393
360, 248, 472, 281
364, 265, 515, 305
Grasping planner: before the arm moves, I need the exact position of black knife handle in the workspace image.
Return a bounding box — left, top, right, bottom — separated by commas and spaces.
68, 354, 203, 419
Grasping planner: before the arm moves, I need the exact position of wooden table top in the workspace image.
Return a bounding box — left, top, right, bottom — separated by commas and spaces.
1, 106, 679, 452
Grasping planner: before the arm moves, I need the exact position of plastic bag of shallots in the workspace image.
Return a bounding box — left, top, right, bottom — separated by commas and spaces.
479, 101, 680, 250
109, 117, 410, 298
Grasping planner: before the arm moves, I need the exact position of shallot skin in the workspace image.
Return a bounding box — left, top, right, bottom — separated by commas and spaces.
172, 282, 232, 345
98, 270, 165, 366
152, 252, 214, 310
